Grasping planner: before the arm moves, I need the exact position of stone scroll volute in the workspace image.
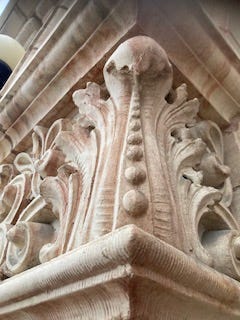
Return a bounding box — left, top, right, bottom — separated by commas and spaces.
0, 36, 240, 281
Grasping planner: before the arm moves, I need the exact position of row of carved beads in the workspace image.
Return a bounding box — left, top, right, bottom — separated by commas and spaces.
123, 92, 148, 216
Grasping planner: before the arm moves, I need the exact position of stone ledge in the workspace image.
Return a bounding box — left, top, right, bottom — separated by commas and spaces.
0, 225, 239, 319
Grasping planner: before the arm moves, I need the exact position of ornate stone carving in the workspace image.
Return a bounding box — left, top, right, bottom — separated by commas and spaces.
0, 35, 239, 282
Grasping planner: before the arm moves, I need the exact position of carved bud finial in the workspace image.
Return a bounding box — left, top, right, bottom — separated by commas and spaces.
103, 36, 173, 108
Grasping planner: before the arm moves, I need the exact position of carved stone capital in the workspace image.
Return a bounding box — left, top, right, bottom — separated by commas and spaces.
0, 36, 239, 302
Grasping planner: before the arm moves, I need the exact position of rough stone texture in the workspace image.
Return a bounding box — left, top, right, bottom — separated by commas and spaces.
0, 0, 240, 319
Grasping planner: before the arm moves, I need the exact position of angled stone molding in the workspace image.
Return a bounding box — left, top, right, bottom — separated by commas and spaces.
0, 0, 138, 162
0, 225, 240, 319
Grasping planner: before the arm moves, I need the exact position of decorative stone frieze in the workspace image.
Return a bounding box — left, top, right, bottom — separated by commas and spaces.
0, 36, 239, 285
1, 1, 240, 318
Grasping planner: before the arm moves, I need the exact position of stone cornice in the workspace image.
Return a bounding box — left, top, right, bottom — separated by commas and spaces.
0, 225, 239, 319
0, 0, 138, 162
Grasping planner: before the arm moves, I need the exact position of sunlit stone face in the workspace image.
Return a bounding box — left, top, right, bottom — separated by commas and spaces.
0, 35, 25, 89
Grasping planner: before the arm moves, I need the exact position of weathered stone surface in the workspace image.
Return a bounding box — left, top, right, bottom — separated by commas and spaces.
0, 225, 240, 319
0, 0, 240, 319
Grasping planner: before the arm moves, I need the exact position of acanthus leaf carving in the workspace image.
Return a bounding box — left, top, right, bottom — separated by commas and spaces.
160, 87, 240, 278
71, 82, 118, 244
0, 36, 240, 282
